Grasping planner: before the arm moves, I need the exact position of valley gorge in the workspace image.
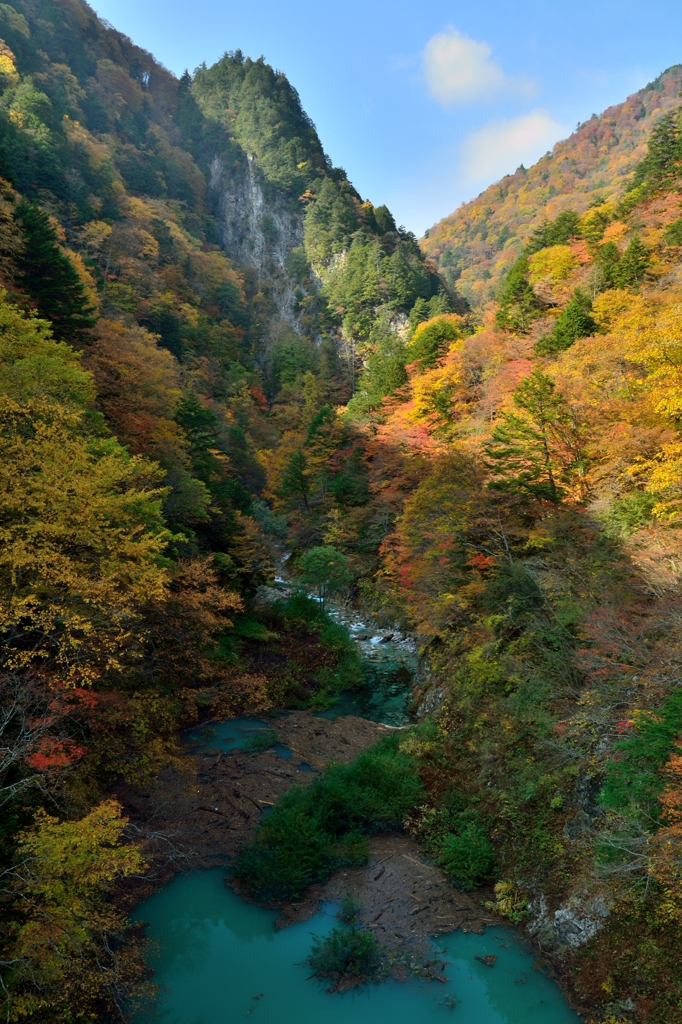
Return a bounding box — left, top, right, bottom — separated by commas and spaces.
1, 3, 682, 1022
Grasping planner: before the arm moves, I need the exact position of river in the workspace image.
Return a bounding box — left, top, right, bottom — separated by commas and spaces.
131, 590, 582, 1024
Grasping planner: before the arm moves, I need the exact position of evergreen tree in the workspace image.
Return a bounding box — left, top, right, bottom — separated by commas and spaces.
16, 201, 95, 344
526, 210, 581, 253
406, 315, 461, 369
616, 235, 650, 286
630, 108, 682, 189
663, 217, 682, 246
485, 369, 569, 504
495, 256, 541, 333
595, 241, 622, 289
374, 204, 396, 234
535, 289, 596, 355
280, 448, 310, 509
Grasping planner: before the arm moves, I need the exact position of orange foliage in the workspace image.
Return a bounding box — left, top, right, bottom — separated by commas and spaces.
423, 68, 682, 304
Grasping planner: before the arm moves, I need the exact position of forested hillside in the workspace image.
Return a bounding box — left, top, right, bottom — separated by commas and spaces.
318, 89, 682, 1022
0, 0, 455, 1019
3, 0, 682, 1020
422, 66, 682, 306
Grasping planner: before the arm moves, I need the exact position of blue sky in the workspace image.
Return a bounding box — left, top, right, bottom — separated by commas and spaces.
93, 0, 682, 235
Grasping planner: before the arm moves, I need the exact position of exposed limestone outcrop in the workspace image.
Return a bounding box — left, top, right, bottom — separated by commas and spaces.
210, 153, 306, 337
528, 891, 611, 951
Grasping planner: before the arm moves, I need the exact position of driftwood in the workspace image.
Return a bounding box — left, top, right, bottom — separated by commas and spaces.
197, 798, 249, 821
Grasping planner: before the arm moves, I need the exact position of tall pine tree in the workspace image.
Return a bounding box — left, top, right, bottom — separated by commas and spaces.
16, 201, 95, 344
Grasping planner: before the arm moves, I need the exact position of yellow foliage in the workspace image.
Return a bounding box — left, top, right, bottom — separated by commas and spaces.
16, 801, 143, 920
64, 248, 100, 313
528, 244, 578, 284
0, 396, 172, 681
409, 343, 464, 424
0, 51, 18, 85
485, 879, 529, 922
591, 288, 651, 334
629, 303, 682, 419
0, 291, 95, 407
579, 203, 616, 246
8, 801, 145, 1020
646, 441, 682, 523
411, 312, 463, 341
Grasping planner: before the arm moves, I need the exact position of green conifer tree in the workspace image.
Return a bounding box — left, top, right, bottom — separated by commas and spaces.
485, 369, 570, 503
535, 289, 596, 355
630, 109, 682, 189
616, 235, 650, 287
16, 201, 95, 344
280, 448, 310, 509
495, 256, 540, 333
595, 241, 622, 288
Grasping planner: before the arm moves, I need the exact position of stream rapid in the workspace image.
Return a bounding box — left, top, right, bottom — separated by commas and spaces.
133, 597, 582, 1023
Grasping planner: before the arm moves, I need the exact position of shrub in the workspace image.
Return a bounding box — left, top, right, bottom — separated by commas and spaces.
305, 924, 382, 985
337, 893, 361, 925
234, 734, 424, 900
440, 819, 496, 889
242, 730, 279, 752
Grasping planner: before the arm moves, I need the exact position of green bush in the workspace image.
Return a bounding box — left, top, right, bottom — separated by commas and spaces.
234, 734, 424, 900
235, 793, 337, 899
601, 491, 656, 537
337, 894, 361, 925
602, 688, 682, 820
242, 730, 279, 752
305, 924, 382, 984
272, 593, 364, 698
440, 819, 496, 889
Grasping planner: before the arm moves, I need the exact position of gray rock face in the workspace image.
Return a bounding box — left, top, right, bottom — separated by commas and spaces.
210, 153, 306, 335
553, 896, 610, 950
563, 773, 606, 838
528, 892, 611, 951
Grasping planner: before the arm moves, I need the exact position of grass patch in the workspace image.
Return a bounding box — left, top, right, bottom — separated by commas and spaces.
602, 688, 682, 820
233, 733, 424, 901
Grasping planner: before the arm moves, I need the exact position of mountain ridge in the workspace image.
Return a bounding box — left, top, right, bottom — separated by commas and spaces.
422, 65, 682, 305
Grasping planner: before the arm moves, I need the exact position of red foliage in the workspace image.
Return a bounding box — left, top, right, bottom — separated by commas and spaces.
250, 384, 270, 411
467, 553, 496, 569
26, 737, 86, 771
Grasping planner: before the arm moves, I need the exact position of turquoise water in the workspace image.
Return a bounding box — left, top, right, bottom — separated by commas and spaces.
318, 658, 416, 726
132, 869, 581, 1024
184, 718, 294, 761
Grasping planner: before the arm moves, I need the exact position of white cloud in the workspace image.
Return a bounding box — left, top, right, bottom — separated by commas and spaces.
460, 110, 568, 184
423, 28, 534, 107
